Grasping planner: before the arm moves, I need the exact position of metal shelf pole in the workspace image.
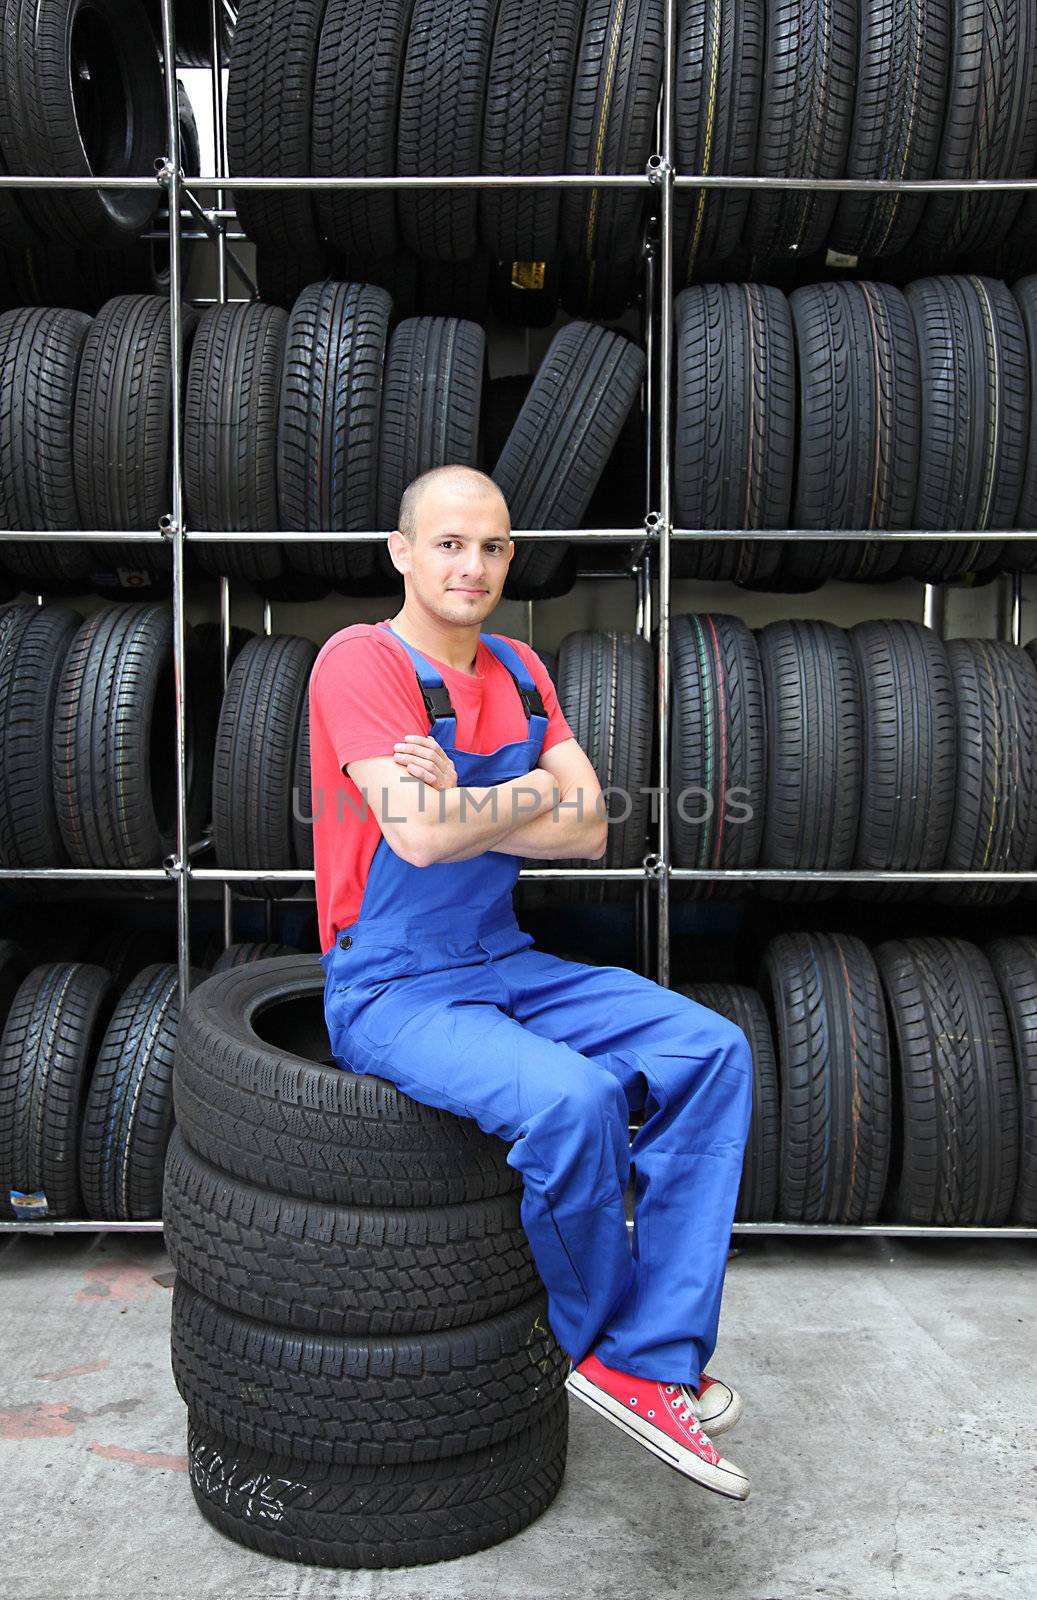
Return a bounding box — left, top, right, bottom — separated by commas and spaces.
655, 0, 677, 990
3, 1218, 1034, 1238
158, 0, 191, 1005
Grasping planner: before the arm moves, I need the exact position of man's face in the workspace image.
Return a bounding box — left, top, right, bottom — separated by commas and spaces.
391, 482, 514, 621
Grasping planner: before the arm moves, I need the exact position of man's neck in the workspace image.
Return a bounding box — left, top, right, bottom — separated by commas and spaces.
387, 609, 483, 675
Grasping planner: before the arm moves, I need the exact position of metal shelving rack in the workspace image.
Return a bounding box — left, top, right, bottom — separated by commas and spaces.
1, 0, 1036, 1237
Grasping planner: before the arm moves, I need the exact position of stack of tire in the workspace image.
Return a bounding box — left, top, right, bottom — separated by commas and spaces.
0, 80, 202, 317
195, 290, 645, 601
678, 926, 1037, 1228
667, 612, 1037, 906
231, 0, 665, 322
0, 931, 200, 1221
164, 954, 570, 1567
675, 0, 1037, 280
0, 284, 645, 604
0, 600, 217, 874
672, 272, 1037, 586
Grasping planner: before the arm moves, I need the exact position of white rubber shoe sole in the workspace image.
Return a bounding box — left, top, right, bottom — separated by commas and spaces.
565, 1367, 750, 1501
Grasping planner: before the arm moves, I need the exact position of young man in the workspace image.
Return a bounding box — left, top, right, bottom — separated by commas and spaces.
310, 464, 754, 1501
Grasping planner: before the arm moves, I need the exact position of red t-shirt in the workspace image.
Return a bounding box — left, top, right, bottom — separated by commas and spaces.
309, 620, 575, 953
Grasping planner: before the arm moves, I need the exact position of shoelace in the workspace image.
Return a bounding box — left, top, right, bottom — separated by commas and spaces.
663, 1383, 704, 1432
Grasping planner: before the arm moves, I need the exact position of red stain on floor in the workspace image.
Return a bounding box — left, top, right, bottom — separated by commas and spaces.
34, 1360, 111, 1382
88, 1443, 188, 1473
0, 1402, 80, 1440
75, 1262, 162, 1304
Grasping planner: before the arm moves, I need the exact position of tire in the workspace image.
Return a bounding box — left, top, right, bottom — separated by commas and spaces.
680, 981, 779, 1221
668, 614, 766, 898
141, 0, 236, 66
900, 275, 1027, 582
847, 620, 958, 900
78, 962, 200, 1220
170, 1277, 567, 1465
312, 0, 413, 258
397, 0, 499, 263
53, 603, 212, 869
163, 1124, 540, 1336
492, 322, 646, 596
72, 80, 202, 303
674, 0, 764, 280
480, 0, 583, 261
172, 957, 520, 1207
211, 634, 317, 898
756, 619, 863, 900
1007, 275, 1037, 572
561, 0, 665, 269
277, 281, 392, 587
758, 931, 892, 1224
983, 936, 1037, 1223
932, 639, 1037, 906
672, 283, 793, 583
190, 622, 254, 833
374, 316, 486, 581
582, 394, 646, 531
185, 1395, 567, 1569
0, 112, 38, 250
552, 630, 654, 905
72, 294, 199, 576
874, 936, 1019, 1224
0, 306, 94, 589
915, 0, 1037, 256
291, 688, 313, 869
830, 0, 950, 258
184, 302, 289, 584
210, 943, 300, 973
92, 926, 176, 994
783, 281, 919, 585
0, 961, 114, 1218
744, 0, 858, 260
0, 0, 165, 244
535, 649, 558, 687
0, 603, 82, 866
0, 938, 29, 1034
337, 250, 419, 320
226, 0, 327, 252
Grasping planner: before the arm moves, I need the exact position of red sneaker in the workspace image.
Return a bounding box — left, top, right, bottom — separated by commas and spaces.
681, 1372, 744, 1436
565, 1351, 750, 1500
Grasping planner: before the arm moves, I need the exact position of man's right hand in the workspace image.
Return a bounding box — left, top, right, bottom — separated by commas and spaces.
392, 734, 458, 790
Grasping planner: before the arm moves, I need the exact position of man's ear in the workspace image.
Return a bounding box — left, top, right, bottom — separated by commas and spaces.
387, 529, 410, 574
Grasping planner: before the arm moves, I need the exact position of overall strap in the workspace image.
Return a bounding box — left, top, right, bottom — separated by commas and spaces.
377, 623, 549, 734
378, 623, 456, 727
481, 634, 549, 728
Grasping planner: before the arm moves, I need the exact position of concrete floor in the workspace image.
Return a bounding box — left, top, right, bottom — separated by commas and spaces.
0, 1232, 1033, 1600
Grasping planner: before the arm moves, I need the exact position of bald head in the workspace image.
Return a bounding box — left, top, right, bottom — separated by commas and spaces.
397, 465, 510, 543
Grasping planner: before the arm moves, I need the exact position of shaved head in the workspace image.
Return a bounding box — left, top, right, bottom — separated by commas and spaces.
397, 465, 510, 542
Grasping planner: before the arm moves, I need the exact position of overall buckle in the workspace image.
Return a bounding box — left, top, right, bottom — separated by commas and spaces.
516, 683, 548, 720
421, 683, 456, 722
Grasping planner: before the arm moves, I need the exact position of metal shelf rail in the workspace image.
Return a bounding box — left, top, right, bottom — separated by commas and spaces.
0, 0, 1035, 1237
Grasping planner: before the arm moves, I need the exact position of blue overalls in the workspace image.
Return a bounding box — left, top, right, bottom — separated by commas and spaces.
319, 622, 753, 1385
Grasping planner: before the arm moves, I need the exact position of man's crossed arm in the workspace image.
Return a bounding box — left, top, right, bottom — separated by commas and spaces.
345, 735, 607, 868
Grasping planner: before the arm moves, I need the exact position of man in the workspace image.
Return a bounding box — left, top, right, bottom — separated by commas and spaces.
310, 464, 754, 1501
